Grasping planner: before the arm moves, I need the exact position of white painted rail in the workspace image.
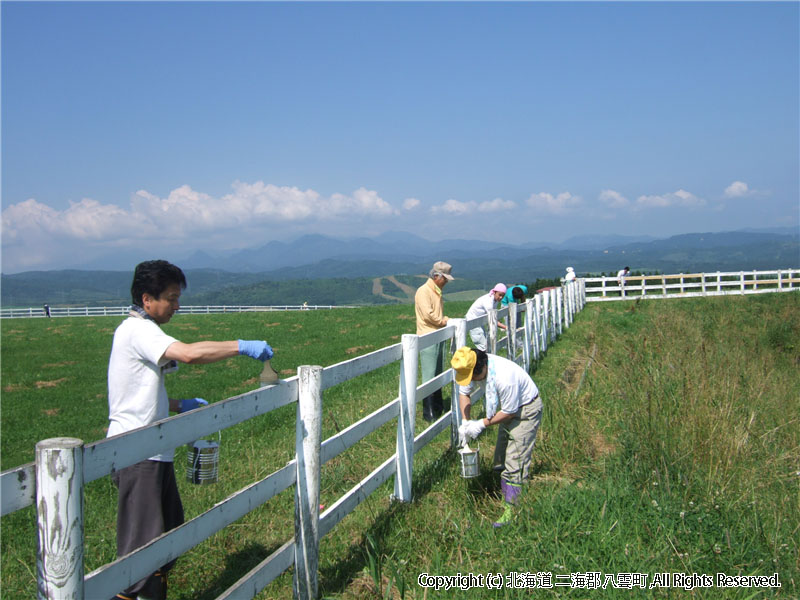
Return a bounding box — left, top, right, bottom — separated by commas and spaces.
2, 281, 587, 599
0, 304, 356, 319
584, 268, 799, 302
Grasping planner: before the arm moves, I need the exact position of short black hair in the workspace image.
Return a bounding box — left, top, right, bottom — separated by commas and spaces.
512, 286, 526, 302
473, 348, 488, 375
130, 260, 187, 307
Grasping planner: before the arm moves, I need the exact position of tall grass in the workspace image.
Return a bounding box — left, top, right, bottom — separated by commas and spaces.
1, 294, 798, 598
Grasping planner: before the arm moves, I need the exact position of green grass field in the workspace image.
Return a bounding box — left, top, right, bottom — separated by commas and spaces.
2, 294, 798, 598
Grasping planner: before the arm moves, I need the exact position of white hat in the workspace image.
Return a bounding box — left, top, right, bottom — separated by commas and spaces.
566, 267, 574, 272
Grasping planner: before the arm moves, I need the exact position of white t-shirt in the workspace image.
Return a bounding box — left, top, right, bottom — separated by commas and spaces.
617, 269, 627, 281
565, 271, 576, 282
107, 316, 178, 461
459, 354, 540, 419
465, 292, 497, 323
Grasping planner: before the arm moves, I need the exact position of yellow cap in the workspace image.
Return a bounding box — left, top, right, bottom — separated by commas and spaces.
451, 346, 477, 386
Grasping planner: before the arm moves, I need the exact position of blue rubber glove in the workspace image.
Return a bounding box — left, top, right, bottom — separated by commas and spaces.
238, 340, 274, 361
178, 398, 208, 413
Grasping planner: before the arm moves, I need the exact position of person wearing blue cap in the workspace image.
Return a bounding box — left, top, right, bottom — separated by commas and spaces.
108, 260, 274, 600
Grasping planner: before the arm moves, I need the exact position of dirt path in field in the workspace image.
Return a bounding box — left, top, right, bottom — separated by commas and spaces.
371, 276, 418, 302
386, 275, 417, 299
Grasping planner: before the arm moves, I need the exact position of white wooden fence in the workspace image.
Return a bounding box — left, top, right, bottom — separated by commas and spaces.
1, 280, 586, 600
0, 304, 355, 319
584, 268, 799, 302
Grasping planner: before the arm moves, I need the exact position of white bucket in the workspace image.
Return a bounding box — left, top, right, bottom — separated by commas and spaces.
458, 445, 480, 478
186, 439, 219, 484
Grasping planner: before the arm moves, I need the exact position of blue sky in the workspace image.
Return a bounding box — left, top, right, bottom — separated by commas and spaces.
2, 1, 798, 273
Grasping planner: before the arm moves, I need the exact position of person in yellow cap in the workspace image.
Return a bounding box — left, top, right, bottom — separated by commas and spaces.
451, 346, 543, 527
414, 261, 453, 422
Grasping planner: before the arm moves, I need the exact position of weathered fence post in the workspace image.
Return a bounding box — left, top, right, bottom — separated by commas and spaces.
540, 292, 549, 352
294, 366, 322, 600
556, 287, 564, 336
523, 299, 533, 371
488, 309, 498, 354
36, 437, 84, 600
507, 303, 517, 362
532, 294, 542, 361
395, 334, 418, 503
451, 319, 467, 447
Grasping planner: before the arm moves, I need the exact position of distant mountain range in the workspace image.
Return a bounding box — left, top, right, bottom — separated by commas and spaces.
2, 228, 797, 307
176, 231, 661, 272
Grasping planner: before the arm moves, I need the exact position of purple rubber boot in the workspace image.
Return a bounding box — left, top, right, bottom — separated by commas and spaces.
493, 479, 522, 528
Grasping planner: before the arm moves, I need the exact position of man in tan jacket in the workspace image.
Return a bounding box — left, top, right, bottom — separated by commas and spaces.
414, 261, 453, 421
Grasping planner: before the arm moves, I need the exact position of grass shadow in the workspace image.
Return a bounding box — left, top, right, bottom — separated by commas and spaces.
184, 542, 278, 600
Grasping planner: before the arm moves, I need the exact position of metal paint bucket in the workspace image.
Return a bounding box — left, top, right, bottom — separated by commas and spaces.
458, 445, 480, 478
186, 439, 219, 484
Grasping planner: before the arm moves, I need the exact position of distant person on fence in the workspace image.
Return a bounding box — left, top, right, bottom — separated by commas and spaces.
414, 261, 453, 422
452, 346, 543, 528
43, 303, 51, 318
465, 283, 507, 351
500, 284, 528, 307
107, 260, 274, 600
564, 267, 576, 283
617, 266, 630, 295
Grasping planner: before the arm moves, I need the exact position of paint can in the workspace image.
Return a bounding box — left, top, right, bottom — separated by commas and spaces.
186, 439, 219, 484
458, 445, 480, 478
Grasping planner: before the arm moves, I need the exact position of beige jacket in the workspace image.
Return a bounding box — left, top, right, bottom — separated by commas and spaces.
415, 278, 447, 335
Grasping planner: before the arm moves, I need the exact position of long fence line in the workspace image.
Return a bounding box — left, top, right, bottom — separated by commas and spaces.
1, 281, 586, 600
584, 268, 799, 302
0, 304, 355, 319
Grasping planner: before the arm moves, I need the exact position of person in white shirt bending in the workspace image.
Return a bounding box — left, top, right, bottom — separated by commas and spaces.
452, 347, 543, 528
464, 283, 507, 351
617, 266, 630, 296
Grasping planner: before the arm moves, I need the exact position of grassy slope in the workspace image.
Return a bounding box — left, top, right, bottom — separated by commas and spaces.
1, 294, 798, 598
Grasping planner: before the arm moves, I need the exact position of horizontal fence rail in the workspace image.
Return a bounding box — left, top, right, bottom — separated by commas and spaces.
3, 281, 588, 599
584, 268, 799, 302
0, 304, 357, 319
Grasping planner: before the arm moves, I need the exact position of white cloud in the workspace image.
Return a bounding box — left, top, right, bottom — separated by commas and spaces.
403, 197, 421, 210
429, 197, 516, 216
1, 182, 401, 270
724, 181, 750, 198
525, 192, 582, 215
431, 198, 476, 215
478, 197, 516, 212
599, 189, 629, 209
723, 181, 768, 199
636, 189, 705, 209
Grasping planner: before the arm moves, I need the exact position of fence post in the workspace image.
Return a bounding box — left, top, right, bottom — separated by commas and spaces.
540, 292, 549, 352
549, 289, 557, 341
36, 437, 84, 600
580, 279, 586, 309
450, 319, 467, 448
533, 294, 542, 360
523, 299, 533, 371
488, 309, 498, 354
395, 334, 418, 503
568, 283, 575, 326
556, 288, 564, 336
507, 304, 517, 361
294, 366, 322, 600
740, 271, 745, 294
